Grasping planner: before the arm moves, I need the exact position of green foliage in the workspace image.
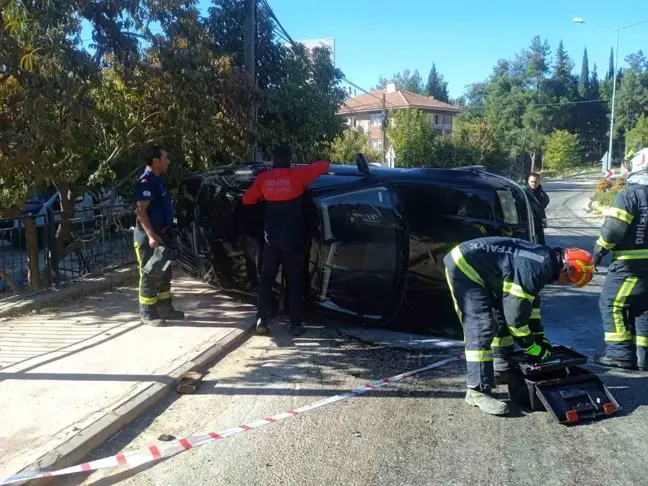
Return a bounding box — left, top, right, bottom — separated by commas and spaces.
626, 114, 648, 151
387, 110, 508, 172
544, 130, 582, 176
374, 69, 425, 94
387, 110, 437, 167
593, 177, 625, 207
426, 63, 449, 102
330, 130, 381, 164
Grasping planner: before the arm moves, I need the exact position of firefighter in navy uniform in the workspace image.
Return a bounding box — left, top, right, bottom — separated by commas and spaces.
243, 145, 330, 336
443, 237, 594, 416
594, 159, 648, 370
134, 146, 185, 327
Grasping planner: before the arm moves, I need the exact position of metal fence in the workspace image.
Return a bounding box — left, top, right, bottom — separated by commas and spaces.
0, 205, 137, 301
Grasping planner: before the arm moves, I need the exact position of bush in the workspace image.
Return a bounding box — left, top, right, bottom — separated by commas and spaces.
597, 178, 613, 192
614, 177, 627, 193
593, 190, 616, 207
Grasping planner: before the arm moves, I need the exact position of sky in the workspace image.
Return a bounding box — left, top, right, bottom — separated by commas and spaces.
218, 0, 648, 99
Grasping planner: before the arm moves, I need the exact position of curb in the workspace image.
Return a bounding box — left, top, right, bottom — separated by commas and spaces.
0, 265, 138, 321
21, 323, 255, 485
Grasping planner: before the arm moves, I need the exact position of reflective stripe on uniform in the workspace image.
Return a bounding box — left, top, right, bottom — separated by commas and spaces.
611, 277, 638, 339
612, 249, 648, 261
503, 281, 535, 302
491, 336, 514, 348
450, 247, 484, 287
465, 349, 493, 362
158, 291, 171, 300
605, 331, 633, 342
444, 268, 463, 323
530, 308, 541, 319
596, 236, 616, 250
508, 325, 532, 338
605, 207, 634, 224
635, 335, 648, 347
135, 242, 158, 306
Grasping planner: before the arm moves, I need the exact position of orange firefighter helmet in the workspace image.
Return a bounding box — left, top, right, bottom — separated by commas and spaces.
561, 248, 595, 288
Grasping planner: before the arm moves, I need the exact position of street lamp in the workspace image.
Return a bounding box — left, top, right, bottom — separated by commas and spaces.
573, 17, 648, 171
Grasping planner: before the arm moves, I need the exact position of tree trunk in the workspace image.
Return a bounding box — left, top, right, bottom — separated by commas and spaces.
530, 150, 537, 173
53, 182, 77, 257
23, 217, 41, 291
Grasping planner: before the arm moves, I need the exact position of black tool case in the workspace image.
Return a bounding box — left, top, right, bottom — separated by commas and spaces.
507, 345, 621, 424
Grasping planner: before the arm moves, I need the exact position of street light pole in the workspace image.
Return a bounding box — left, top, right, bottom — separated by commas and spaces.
608, 29, 620, 171
573, 17, 648, 172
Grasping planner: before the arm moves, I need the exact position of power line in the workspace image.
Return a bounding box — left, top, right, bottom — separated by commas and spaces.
461, 98, 608, 110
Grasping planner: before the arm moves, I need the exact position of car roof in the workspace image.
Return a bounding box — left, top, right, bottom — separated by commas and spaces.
182, 162, 516, 194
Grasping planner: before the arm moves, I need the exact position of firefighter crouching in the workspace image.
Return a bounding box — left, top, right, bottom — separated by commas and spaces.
443, 236, 594, 416
594, 160, 648, 371
134, 146, 185, 327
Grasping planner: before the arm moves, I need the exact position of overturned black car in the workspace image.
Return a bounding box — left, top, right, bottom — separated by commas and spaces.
173, 156, 537, 338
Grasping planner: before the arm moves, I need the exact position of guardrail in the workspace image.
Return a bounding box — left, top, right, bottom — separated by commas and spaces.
0, 205, 136, 300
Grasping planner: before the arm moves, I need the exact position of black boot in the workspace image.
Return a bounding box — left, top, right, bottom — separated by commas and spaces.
140, 304, 166, 327
594, 354, 637, 370
256, 317, 270, 336
157, 299, 185, 320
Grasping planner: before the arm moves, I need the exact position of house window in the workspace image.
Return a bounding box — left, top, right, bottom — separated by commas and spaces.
370, 114, 382, 127
444, 114, 453, 127
370, 139, 383, 151
433, 114, 440, 126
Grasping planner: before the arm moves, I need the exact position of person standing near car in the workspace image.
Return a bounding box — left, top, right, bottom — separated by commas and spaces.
593, 159, 648, 371
134, 146, 184, 327
243, 145, 330, 336
521, 172, 550, 244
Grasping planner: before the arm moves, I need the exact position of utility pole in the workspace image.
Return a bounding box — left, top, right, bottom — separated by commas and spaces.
244, 0, 257, 161
382, 93, 387, 166
607, 29, 619, 172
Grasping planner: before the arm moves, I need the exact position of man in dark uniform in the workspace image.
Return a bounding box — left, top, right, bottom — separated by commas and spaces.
594, 159, 648, 370
243, 145, 330, 336
444, 237, 594, 415
134, 146, 184, 327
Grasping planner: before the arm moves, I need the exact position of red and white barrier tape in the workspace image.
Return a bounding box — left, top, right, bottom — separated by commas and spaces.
1, 354, 462, 485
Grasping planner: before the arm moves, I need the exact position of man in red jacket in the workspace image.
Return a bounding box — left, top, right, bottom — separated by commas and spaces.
243, 145, 330, 336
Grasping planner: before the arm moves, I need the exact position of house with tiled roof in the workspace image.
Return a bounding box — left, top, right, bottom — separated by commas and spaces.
337, 82, 460, 160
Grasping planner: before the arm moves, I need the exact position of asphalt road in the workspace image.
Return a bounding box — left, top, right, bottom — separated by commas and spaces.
61, 179, 648, 486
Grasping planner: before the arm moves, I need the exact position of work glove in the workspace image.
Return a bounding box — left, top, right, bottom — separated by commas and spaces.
525, 342, 552, 363
593, 244, 607, 271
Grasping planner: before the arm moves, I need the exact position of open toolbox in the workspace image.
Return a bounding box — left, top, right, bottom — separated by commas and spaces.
507, 345, 621, 424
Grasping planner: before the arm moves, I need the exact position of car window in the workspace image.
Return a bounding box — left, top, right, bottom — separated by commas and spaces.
398, 185, 494, 230
496, 189, 519, 225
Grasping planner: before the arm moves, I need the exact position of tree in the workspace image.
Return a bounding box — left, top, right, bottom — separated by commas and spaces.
579, 48, 590, 99
374, 69, 425, 94
626, 114, 648, 151
330, 130, 381, 164
607, 47, 615, 80
614, 51, 648, 137
207, 1, 346, 160
426, 63, 449, 102
387, 109, 437, 167
544, 130, 581, 177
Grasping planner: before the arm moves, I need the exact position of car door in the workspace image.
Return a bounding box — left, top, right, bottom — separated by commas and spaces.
316, 185, 405, 320
495, 185, 535, 242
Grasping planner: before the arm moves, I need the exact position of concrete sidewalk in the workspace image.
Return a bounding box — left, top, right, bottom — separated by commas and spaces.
0, 272, 256, 481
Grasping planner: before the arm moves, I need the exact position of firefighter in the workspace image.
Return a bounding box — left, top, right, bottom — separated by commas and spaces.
134, 146, 185, 327
443, 236, 594, 416
243, 145, 330, 336
594, 158, 648, 371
